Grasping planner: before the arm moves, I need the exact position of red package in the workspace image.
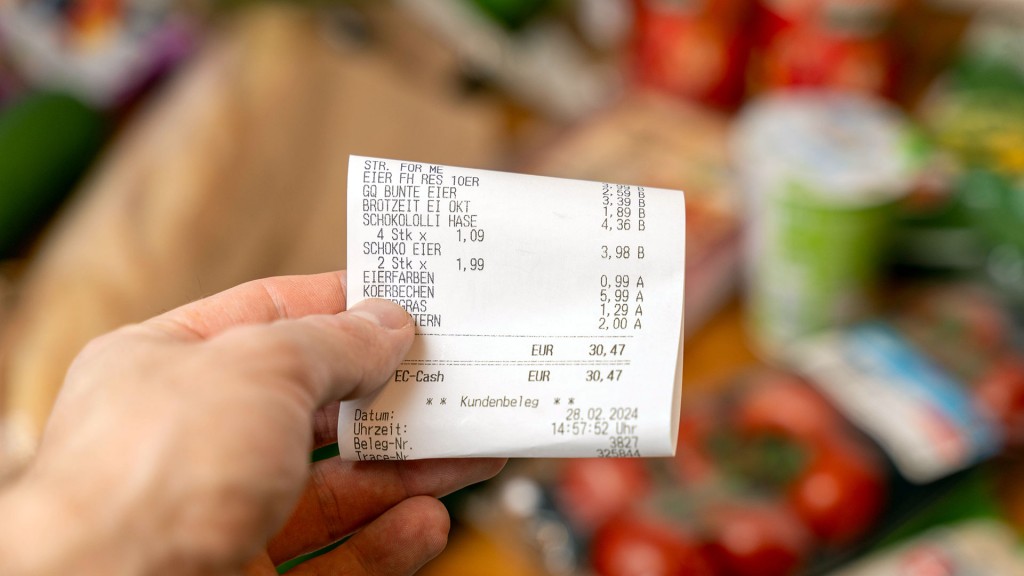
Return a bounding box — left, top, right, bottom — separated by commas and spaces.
630, 0, 752, 110
748, 0, 901, 96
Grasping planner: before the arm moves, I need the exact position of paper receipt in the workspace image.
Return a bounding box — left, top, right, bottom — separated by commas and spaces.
340, 156, 686, 459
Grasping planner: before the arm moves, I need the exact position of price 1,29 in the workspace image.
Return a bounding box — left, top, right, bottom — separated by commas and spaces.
456, 257, 485, 271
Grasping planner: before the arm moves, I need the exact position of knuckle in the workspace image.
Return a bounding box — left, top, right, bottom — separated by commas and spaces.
66, 325, 151, 380
264, 334, 313, 382
211, 327, 315, 393
309, 315, 391, 397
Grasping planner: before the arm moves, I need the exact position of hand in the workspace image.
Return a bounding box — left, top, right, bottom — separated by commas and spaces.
0, 271, 505, 575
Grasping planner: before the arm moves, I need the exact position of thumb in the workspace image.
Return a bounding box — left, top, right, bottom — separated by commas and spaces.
210, 298, 415, 408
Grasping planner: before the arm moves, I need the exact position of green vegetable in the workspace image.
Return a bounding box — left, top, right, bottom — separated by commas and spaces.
0, 91, 107, 256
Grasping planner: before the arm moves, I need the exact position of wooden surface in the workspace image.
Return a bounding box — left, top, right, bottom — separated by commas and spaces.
0, 4, 505, 466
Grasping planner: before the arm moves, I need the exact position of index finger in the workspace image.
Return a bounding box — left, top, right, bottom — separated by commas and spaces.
146, 271, 351, 341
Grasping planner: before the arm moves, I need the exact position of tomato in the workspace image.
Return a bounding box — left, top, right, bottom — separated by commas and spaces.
671, 370, 888, 555
732, 372, 841, 441
727, 373, 887, 546
973, 356, 1024, 447
591, 512, 715, 576
556, 458, 651, 533
786, 435, 887, 546
700, 500, 811, 576
674, 399, 722, 485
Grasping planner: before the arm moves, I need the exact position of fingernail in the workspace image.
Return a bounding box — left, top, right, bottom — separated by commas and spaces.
348, 299, 411, 329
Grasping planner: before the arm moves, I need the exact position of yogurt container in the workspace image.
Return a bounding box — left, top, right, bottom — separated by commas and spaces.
733, 91, 922, 353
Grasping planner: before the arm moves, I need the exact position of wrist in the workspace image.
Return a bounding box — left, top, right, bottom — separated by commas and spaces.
0, 471, 146, 575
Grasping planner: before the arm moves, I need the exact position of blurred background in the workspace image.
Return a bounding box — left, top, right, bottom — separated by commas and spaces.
0, 0, 1023, 573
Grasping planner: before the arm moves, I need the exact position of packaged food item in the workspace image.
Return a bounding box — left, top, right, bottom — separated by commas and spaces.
833, 520, 1024, 575
733, 90, 922, 353
748, 0, 899, 96
891, 283, 1024, 449
784, 282, 1019, 483
785, 322, 1002, 484
630, 0, 751, 109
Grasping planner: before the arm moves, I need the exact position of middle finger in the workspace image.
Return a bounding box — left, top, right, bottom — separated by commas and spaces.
266, 457, 506, 564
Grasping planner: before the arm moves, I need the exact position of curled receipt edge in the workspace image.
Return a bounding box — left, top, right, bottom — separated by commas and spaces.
340, 155, 685, 459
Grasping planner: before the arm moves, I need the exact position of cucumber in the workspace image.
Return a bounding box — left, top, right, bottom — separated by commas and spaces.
0, 91, 107, 256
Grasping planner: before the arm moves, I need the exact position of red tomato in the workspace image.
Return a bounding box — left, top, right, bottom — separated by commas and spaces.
787, 436, 887, 546
556, 458, 651, 533
591, 513, 715, 576
728, 372, 887, 546
974, 356, 1024, 447
674, 400, 722, 485
700, 501, 811, 576
733, 373, 842, 441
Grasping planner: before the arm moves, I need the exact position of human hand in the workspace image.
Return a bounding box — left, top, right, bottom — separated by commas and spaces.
0, 271, 505, 575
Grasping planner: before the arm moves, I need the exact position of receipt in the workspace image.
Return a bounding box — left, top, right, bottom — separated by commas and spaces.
340, 156, 686, 459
